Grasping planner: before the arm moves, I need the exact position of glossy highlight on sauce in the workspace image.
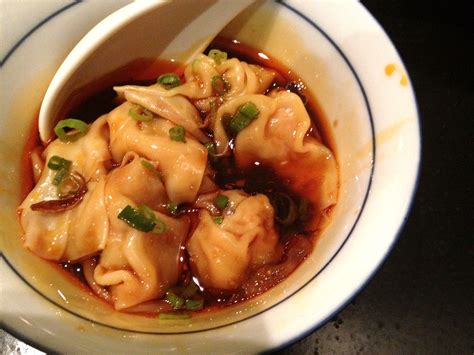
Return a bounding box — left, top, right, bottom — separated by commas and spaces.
18, 37, 338, 317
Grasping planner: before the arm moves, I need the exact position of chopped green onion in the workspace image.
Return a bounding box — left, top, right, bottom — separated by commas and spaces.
229, 112, 251, 133
157, 73, 181, 89
118, 205, 156, 232
153, 219, 166, 235
185, 298, 204, 311
158, 313, 191, 320
169, 126, 186, 142
229, 101, 260, 134
213, 195, 229, 210
165, 291, 185, 309
204, 142, 217, 159
211, 75, 228, 96
129, 104, 154, 122
208, 49, 227, 65
52, 168, 68, 186
57, 172, 82, 198
54, 118, 89, 142
213, 216, 224, 225
48, 156, 71, 171
167, 202, 178, 215
141, 159, 161, 178
239, 101, 259, 118
137, 205, 156, 222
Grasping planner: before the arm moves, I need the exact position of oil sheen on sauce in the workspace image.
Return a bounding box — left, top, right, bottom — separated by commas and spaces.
20, 37, 338, 313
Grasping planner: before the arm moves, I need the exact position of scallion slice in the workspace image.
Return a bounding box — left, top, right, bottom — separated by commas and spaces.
165, 291, 185, 309
239, 101, 259, 118
118, 205, 167, 235
211, 75, 228, 96
54, 119, 89, 142
229, 112, 251, 133
157, 73, 181, 89
141, 159, 162, 178
204, 142, 217, 159
185, 298, 204, 311
48, 156, 71, 171
137, 205, 156, 223
52, 168, 68, 186
213, 216, 224, 225
167, 202, 178, 215
169, 126, 186, 142
213, 194, 229, 210
129, 104, 154, 122
118, 205, 155, 232
57, 172, 82, 198
208, 49, 228, 65
228, 101, 260, 134
153, 219, 166, 235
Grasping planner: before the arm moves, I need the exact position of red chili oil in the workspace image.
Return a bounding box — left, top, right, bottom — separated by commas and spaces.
19, 36, 337, 315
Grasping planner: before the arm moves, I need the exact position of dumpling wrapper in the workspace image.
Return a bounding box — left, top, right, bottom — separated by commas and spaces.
187, 190, 281, 290
106, 102, 207, 204
94, 153, 190, 310
213, 91, 338, 222
114, 54, 275, 116
18, 116, 111, 261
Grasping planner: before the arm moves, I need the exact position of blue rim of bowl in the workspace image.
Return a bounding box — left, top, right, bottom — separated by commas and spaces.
0, 1, 80, 66
0, 0, 420, 351
268, 1, 421, 352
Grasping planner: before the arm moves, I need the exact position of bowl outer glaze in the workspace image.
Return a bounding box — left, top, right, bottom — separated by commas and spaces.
0, 0, 419, 352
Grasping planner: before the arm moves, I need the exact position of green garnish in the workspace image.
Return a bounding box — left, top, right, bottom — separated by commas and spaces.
54, 118, 89, 142
128, 104, 154, 122
47, 156, 71, 171
57, 172, 82, 198
185, 298, 204, 311
141, 159, 161, 178
169, 126, 186, 142
47, 155, 82, 198
153, 220, 166, 235
157, 73, 181, 89
167, 202, 178, 215
208, 49, 228, 65
165, 291, 185, 309
204, 142, 217, 159
137, 205, 155, 222
228, 101, 260, 133
213, 216, 224, 225
52, 168, 68, 186
158, 313, 191, 320
239, 101, 259, 118
164, 283, 203, 312
117, 205, 166, 234
213, 195, 229, 210
211, 75, 228, 96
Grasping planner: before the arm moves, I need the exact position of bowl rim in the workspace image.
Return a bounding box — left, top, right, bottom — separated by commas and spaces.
0, 0, 420, 352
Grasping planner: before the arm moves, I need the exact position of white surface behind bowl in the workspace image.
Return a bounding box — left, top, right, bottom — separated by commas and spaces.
0, 0, 419, 352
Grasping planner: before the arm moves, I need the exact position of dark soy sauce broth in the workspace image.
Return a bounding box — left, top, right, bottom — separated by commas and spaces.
21, 37, 337, 314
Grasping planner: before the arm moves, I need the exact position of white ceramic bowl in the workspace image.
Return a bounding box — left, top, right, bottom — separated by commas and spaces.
0, 1, 420, 353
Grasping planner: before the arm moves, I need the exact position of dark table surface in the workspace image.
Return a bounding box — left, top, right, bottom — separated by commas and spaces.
2, 1, 473, 354
278, 1, 474, 353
